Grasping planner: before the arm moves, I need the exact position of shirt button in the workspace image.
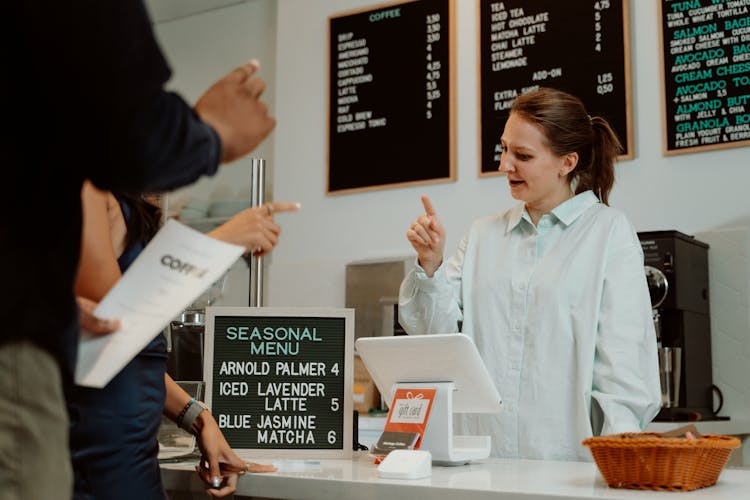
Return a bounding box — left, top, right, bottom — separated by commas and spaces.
512, 321, 521, 331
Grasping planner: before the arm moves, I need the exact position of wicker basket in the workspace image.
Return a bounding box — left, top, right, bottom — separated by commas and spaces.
582, 432, 740, 491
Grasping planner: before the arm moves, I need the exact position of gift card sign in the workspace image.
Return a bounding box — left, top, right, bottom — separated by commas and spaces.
384, 388, 436, 448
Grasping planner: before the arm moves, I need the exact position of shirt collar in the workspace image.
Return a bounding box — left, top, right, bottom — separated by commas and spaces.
551, 190, 599, 226
505, 190, 599, 233
506, 203, 526, 234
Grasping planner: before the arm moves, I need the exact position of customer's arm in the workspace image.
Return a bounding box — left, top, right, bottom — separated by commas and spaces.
163, 375, 274, 498
208, 201, 301, 256
26, 1, 273, 195
75, 183, 123, 300
88, 61, 275, 195
97, 60, 276, 194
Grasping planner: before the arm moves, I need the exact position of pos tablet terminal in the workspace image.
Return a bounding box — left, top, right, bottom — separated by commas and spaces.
355, 333, 502, 465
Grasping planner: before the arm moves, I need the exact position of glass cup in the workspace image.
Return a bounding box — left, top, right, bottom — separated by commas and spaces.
658, 347, 682, 408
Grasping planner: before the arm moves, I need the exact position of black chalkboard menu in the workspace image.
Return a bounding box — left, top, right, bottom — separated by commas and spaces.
658, 0, 750, 155
205, 307, 354, 458
328, 0, 455, 194
478, 0, 633, 175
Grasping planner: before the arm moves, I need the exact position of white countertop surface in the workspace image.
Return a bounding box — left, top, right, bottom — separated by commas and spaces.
162, 451, 750, 500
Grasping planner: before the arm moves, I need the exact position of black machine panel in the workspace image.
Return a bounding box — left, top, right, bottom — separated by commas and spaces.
638, 230, 718, 421
639, 230, 709, 314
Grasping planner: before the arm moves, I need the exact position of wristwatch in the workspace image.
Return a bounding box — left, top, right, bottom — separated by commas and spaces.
178, 398, 209, 436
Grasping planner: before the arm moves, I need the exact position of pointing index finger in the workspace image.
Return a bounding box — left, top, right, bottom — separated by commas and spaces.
231, 59, 260, 83
420, 195, 437, 216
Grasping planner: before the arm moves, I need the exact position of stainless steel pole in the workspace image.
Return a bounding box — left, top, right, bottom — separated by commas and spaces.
249, 158, 265, 307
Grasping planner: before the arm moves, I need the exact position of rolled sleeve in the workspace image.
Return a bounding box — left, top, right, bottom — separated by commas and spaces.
399, 249, 464, 335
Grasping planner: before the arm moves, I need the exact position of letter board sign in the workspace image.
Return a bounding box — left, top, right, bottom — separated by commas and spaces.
205, 307, 354, 459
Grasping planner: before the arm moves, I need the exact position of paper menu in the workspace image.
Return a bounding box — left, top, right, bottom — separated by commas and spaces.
75, 219, 245, 388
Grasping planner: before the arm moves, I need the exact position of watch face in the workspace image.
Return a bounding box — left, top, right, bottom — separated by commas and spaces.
645, 265, 668, 309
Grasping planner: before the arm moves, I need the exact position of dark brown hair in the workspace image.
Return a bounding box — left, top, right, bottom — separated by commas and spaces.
115, 192, 161, 250
510, 87, 623, 205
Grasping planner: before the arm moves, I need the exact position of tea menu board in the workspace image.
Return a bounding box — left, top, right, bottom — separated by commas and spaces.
328, 0, 455, 194
478, 0, 633, 175
659, 0, 750, 155
204, 308, 353, 458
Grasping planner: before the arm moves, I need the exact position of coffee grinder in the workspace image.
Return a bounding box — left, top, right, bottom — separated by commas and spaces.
638, 230, 720, 421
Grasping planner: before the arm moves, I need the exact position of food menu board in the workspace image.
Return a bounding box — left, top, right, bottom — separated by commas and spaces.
204, 307, 354, 458
659, 0, 750, 155
328, 0, 455, 194
478, 0, 633, 175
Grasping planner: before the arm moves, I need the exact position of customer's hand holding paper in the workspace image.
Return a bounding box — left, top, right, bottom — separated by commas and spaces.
75, 220, 245, 388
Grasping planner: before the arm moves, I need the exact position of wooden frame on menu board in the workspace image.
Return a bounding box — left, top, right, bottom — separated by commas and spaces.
658, 0, 750, 156
327, 0, 456, 195
204, 307, 354, 459
477, 0, 634, 177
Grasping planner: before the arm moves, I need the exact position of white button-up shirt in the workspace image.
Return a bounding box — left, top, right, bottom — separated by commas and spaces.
398, 191, 661, 461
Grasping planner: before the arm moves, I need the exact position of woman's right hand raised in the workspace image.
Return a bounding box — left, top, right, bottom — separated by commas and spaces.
406, 195, 445, 277
208, 201, 301, 256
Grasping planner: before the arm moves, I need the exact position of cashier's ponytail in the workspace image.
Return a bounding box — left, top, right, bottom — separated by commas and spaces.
510, 88, 623, 205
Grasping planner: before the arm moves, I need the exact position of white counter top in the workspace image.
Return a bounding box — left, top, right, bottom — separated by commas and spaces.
162, 451, 750, 500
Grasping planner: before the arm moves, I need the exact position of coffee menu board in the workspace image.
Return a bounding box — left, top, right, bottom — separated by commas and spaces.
204, 307, 354, 458
478, 0, 633, 175
328, 0, 455, 194
659, 0, 750, 155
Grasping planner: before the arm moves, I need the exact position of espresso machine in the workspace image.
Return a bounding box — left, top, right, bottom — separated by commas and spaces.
638, 230, 721, 421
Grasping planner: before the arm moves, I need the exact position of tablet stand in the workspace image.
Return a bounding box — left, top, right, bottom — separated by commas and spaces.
392, 382, 491, 466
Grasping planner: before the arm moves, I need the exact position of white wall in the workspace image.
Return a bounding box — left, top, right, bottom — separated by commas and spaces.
695, 227, 750, 417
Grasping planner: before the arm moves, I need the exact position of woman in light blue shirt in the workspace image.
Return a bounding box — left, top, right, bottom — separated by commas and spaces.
399, 88, 661, 461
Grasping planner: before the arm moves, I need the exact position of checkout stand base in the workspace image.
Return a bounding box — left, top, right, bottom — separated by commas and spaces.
394, 382, 491, 466
654, 406, 729, 422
